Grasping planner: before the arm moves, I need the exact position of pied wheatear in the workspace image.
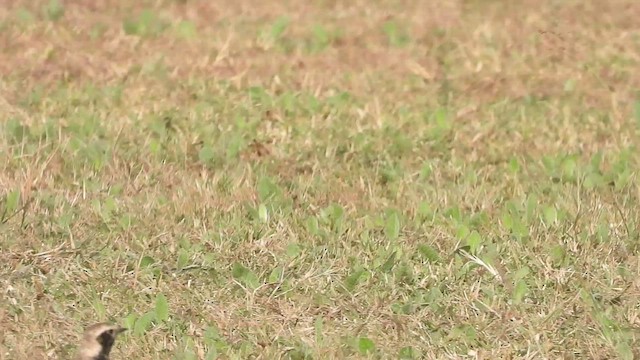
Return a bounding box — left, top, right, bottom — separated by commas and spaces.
76, 323, 126, 360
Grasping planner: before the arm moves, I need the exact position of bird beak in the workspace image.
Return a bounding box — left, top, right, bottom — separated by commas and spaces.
115, 326, 127, 335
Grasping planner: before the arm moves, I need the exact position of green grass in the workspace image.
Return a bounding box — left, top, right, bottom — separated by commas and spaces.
1, 1, 640, 359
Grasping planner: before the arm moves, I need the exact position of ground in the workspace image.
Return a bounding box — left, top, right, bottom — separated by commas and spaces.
1, 0, 640, 359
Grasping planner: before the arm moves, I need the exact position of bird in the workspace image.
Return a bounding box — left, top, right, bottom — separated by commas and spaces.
75, 322, 126, 360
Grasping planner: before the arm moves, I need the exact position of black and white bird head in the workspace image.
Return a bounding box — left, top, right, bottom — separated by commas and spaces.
76, 323, 126, 360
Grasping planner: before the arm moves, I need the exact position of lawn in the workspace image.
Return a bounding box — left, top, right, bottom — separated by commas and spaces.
1, 0, 640, 359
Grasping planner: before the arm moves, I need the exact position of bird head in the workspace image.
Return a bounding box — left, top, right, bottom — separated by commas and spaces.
77, 323, 126, 360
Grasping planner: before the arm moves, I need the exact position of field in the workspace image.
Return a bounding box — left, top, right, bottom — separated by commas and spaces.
1, 0, 640, 359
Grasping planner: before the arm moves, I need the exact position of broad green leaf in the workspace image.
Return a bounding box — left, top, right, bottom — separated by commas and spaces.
286, 243, 301, 258
549, 245, 566, 266
177, 249, 190, 269
306, 216, 319, 235
140, 256, 155, 268
344, 268, 365, 291
198, 145, 215, 163
419, 163, 432, 179
46, 0, 65, 21
399, 346, 417, 359
6, 190, 20, 214
155, 293, 169, 322
258, 203, 269, 223
205, 350, 218, 360
257, 177, 279, 202
616, 341, 634, 360
175, 20, 197, 39
385, 212, 400, 240
417, 202, 433, 220
512, 280, 528, 304
357, 337, 375, 354
417, 244, 440, 263
543, 206, 557, 226
232, 263, 260, 290
314, 316, 324, 345
93, 300, 106, 319
513, 266, 530, 281
466, 231, 482, 253
204, 325, 221, 344
123, 314, 137, 331
380, 251, 397, 273
268, 267, 283, 283
134, 311, 155, 336
456, 224, 470, 240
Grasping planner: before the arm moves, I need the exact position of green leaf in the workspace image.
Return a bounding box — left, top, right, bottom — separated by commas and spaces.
513, 266, 530, 281
5, 118, 29, 143
5, 190, 20, 214
257, 177, 280, 202
306, 216, 319, 235
434, 108, 450, 130
596, 223, 610, 243
501, 212, 513, 230
543, 206, 558, 226
181, 349, 198, 360
419, 163, 432, 179
232, 262, 260, 290
177, 249, 190, 269
175, 20, 197, 39
563, 78, 576, 92
93, 299, 106, 319
616, 340, 634, 360
205, 350, 218, 360
417, 202, 433, 221
344, 268, 365, 291
123, 18, 139, 35
134, 311, 155, 336
382, 20, 409, 47
266, 16, 289, 41
399, 346, 417, 359
357, 337, 375, 354
45, 0, 65, 21
155, 293, 169, 322
508, 157, 520, 173
455, 224, 470, 240
124, 9, 167, 37
466, 231, 482, 253
123, 314, 137, 331
16, 8, 35, 24
417, 244, 440, 263
258, 203, 269, 223
314, 316, 324, 345
203, 325, 221, 344
549, 245, 566, 266
525, 194, 538, 222
322, 203, 345, 234
380, 251, 397, 273
140, 256, 155, 268
453, 324, 477, 343
286, 243, 301, 258
384, 212, 400, 240
308, 24, 331, 52
561, 156, 577, 179
198, 145, 215, 163
512, 280, 528, 304
118, 213, 133, 230
268, 267, 283, 283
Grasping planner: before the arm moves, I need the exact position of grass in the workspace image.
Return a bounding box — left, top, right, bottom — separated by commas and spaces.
1, 0, 640, 359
